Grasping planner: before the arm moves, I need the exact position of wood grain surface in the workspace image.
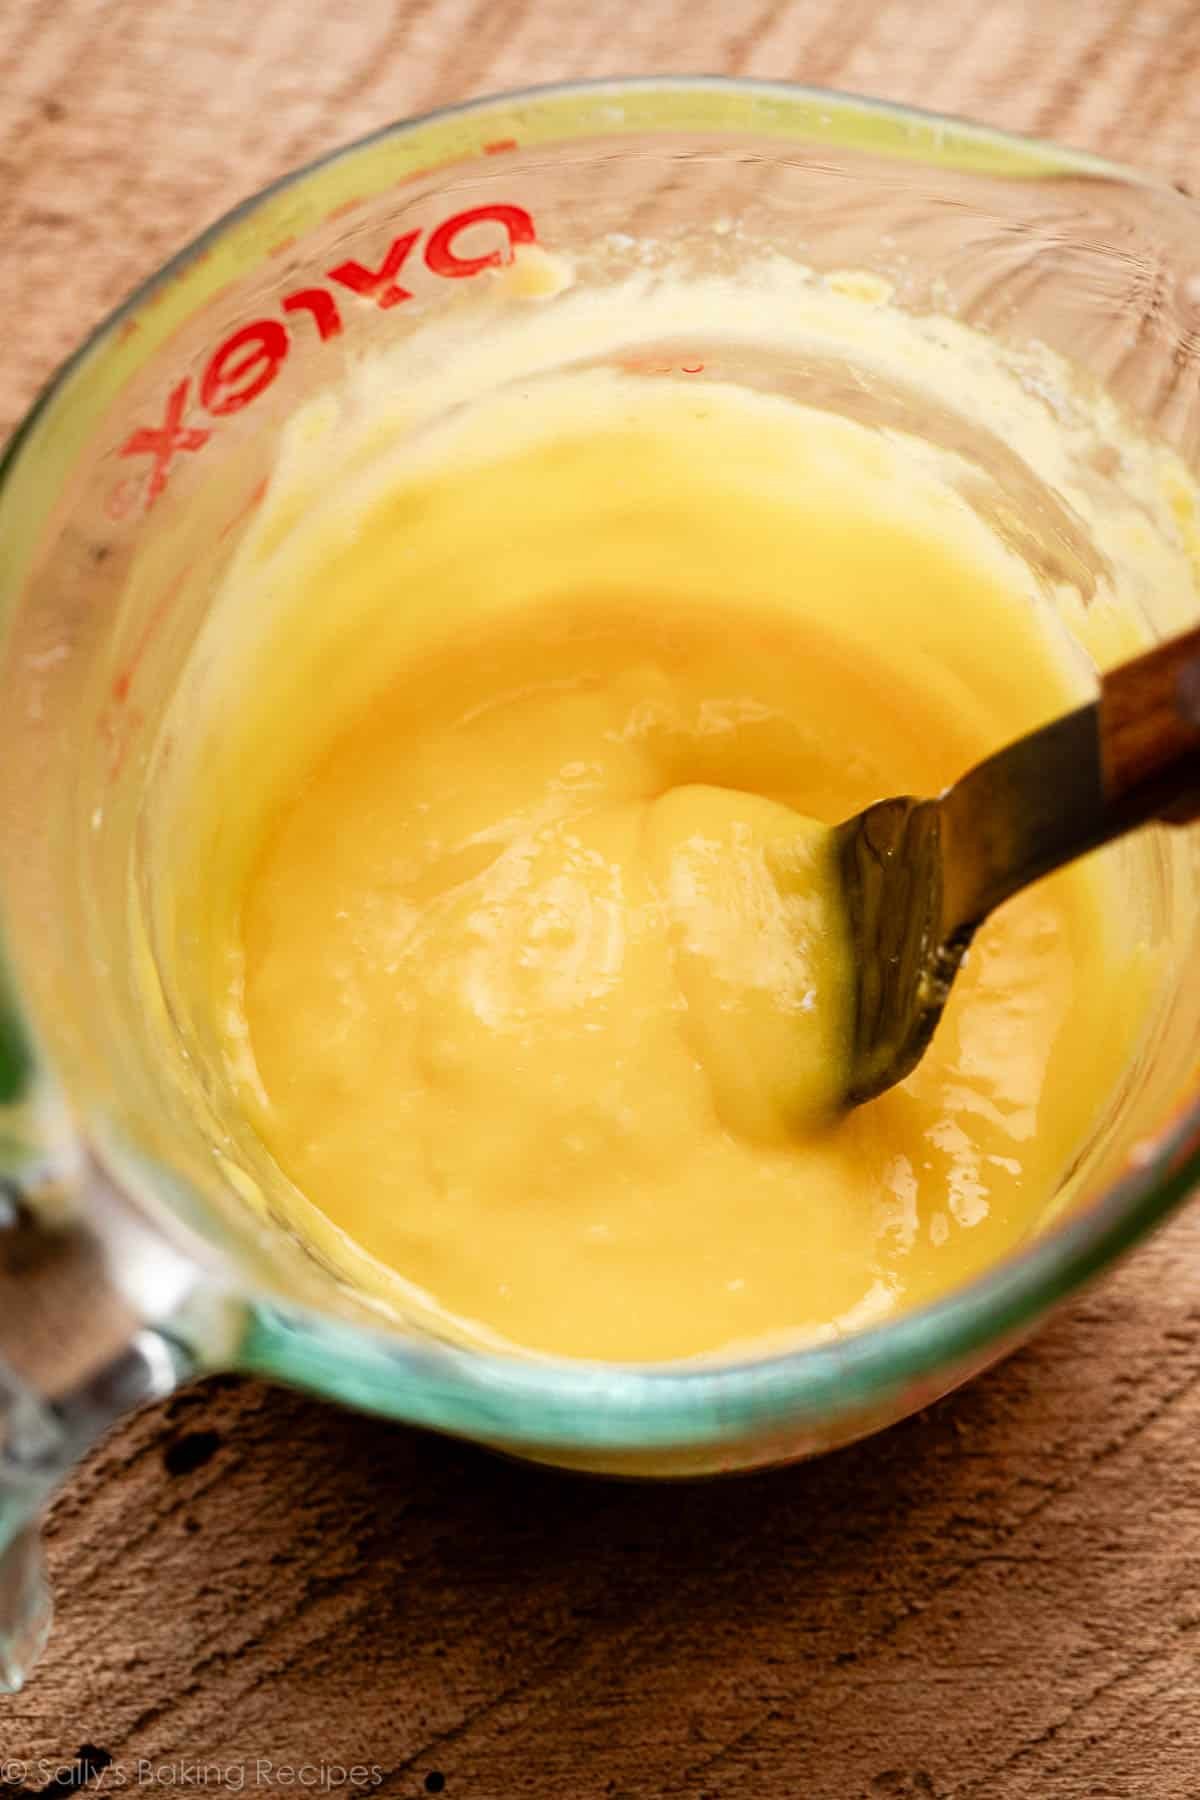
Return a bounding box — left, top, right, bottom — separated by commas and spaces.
3, 2, 1200, 1795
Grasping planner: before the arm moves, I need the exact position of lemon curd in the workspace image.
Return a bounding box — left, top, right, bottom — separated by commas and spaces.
155, 251, 1196, 1362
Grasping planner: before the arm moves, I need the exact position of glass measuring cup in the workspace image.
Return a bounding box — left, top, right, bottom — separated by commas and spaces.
2, 76, 1200, 1690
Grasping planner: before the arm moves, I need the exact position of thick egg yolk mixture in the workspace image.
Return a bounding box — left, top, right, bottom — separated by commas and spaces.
160, 255, 1178, 1362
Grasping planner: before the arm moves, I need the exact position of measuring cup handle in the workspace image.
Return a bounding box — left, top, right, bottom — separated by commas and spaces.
0, 956, 246, 1687
0, 1306, 180, 1692
0, 1163, 240, 1691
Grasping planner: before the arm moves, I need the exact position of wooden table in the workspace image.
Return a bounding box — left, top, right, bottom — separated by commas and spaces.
3, 2, 1200, 1794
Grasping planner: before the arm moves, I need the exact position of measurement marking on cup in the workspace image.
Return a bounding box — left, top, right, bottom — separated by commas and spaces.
117, 201, 538, 513
216, 476, 270, 545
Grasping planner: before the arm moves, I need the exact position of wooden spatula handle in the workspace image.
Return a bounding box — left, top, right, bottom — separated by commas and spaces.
1099, 623, 1200, 825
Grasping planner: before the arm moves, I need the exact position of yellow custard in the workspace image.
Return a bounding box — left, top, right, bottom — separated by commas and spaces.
156, 252, 1195, 1362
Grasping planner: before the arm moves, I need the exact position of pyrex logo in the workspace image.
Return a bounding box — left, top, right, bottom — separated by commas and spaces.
115, 201, 537, 514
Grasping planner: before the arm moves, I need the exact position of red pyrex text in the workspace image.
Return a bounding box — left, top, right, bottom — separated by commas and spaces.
117, 202, 537, 511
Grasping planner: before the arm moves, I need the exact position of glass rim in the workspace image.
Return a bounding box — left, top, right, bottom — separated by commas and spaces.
0, 73, 1166, 503
2, 75, 1199, 1446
